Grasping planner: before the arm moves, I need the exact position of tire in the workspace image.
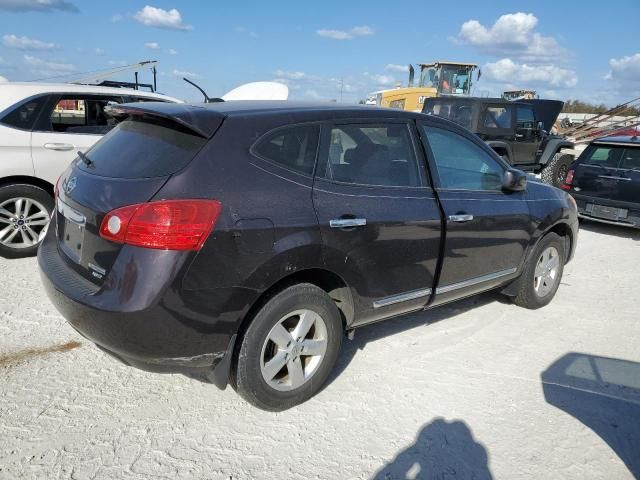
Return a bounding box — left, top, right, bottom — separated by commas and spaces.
0, 184, 53, 259
540, 153, 573, 188
513, 232, 565, 309
233, 283, 343, 411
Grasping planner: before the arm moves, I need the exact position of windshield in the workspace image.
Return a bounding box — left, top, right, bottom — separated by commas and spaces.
419, 66, 438, 88
438, 65, 472, 95
424, 100, 474, 130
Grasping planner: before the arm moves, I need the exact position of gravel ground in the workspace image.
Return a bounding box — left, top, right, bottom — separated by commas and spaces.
1, 221, 639, 480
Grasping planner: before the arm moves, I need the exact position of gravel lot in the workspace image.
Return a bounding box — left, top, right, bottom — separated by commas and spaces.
1, 222, 639, 480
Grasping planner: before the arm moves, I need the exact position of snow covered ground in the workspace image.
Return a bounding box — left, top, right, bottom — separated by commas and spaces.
1, 221, 639, 480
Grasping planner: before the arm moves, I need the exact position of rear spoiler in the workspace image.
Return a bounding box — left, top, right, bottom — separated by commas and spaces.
105, 102, 224, 139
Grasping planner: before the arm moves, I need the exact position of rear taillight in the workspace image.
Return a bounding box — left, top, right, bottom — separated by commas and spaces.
561, 169, 574, 190
99, 199, 222, 251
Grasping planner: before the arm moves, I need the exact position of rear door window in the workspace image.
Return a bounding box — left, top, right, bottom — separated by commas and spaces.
253, 124, 320, 175
483, 106, 512, 129
320, 123, 421, 187
581, 145, 624, 168
77, 119, 206, 178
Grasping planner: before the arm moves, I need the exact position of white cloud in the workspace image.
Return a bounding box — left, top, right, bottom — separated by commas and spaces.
364, 72, 396, 86
144, 42, 160, 49
94, 48, 104, 56
305, 89, 321, 99
316, 25, 375, 40
0, 0, 78, 12
172, 68, 200, 78
0, 75, 7, 82
273, 69, 306, 80
457, 12, 566, 61
484, 58, 577, 88
606, 53, 640, 83
385, 64, 409, 73
23, 54, 75, 72
134, 6, 192, 31
235, 26, 258, 38
2, 34, 56, 50
168, 48, 177, 55
111, 13, 122, 22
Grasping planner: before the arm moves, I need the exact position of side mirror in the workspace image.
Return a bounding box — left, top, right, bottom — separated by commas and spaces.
502, 169, 527, 192
537, 121, 544, 131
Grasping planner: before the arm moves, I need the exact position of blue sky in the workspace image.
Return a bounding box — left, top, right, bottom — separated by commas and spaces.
0, 0, 639, 105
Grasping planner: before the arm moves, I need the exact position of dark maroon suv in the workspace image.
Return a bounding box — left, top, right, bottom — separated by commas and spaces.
39, 101, 578, 410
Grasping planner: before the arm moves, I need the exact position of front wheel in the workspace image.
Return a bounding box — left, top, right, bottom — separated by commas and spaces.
0, 184, 53, 259
233, 283, 343, 411
513, 232, 565, 309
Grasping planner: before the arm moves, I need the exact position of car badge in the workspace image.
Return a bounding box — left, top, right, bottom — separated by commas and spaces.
65, 176, 77, 194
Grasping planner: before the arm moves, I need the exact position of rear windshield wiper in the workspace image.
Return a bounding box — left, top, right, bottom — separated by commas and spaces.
77, 151, 93, 167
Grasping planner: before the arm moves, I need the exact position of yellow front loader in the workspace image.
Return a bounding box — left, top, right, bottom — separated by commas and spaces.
372, 61, 478, 112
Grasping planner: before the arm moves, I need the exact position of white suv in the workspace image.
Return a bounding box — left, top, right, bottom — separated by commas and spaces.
0, 82, 180, 257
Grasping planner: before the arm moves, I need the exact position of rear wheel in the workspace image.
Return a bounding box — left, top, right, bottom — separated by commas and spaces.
541, 153, 573, 188
233, 283, 343, 411
513, 232, 565, 309
0, 184, 53, 258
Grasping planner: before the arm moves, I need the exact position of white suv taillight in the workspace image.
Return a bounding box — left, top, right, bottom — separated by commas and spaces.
99, 199, 222, 251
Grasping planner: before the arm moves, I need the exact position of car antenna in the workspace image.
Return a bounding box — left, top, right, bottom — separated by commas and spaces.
183, 77, 224, 103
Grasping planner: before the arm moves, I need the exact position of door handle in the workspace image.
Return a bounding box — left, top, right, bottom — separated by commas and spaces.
448, 214, 474, 223
329, 218, 367, 228
515, 133, 524, 138
44, 142, 75, 151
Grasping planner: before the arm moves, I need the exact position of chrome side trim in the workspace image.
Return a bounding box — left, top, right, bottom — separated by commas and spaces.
436, 267, 517, 294
373, 287, 432, 309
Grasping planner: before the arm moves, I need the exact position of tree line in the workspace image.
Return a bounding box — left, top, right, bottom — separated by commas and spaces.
563, 99, 640, 116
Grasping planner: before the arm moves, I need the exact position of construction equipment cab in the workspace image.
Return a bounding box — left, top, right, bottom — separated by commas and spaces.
424, 96, 575, 188
373, 61, 478, 112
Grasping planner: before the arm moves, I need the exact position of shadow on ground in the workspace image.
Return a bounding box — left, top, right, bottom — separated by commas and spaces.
371, 418, 493, 480
328, 291, 504, 387
579, 220, 640, 240
542, 352, 640, 478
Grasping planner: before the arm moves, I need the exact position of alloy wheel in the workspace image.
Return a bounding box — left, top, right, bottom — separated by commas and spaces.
260, 309, 328, 392
0, 197, 50, 249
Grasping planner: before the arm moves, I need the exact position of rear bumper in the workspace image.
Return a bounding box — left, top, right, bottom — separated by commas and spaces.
572, 194, 640, 228
37, 225, 247, 388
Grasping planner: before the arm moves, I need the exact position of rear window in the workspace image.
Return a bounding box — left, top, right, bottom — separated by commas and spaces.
1, 96, 48, 130
253, 124, 320, 175
77, 119, 206, 179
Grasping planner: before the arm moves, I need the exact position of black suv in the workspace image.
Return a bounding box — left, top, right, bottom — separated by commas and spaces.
563, 135, 640, 227
424, 97, 575, 187
39, 101, 578, 410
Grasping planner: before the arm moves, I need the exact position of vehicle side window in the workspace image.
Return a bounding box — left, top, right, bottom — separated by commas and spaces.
516, 106, 535, 129
620, 148, 640, 170
47, 96, 121, 135
320, 124, 421, 187
253, 124, 320, 175
423, 126, 504, 191
483, 106, 512, 129
582, 146, 624, 167
0, 96, 47, 130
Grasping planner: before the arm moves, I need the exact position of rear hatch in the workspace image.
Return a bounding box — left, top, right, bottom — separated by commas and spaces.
571, 141, 640, 219
55, 107, 222, 284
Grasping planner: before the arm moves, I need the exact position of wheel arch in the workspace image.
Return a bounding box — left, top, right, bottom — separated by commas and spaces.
0, 175, 55, 197
539, 139, 574, 165
239, 267, 354, 339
